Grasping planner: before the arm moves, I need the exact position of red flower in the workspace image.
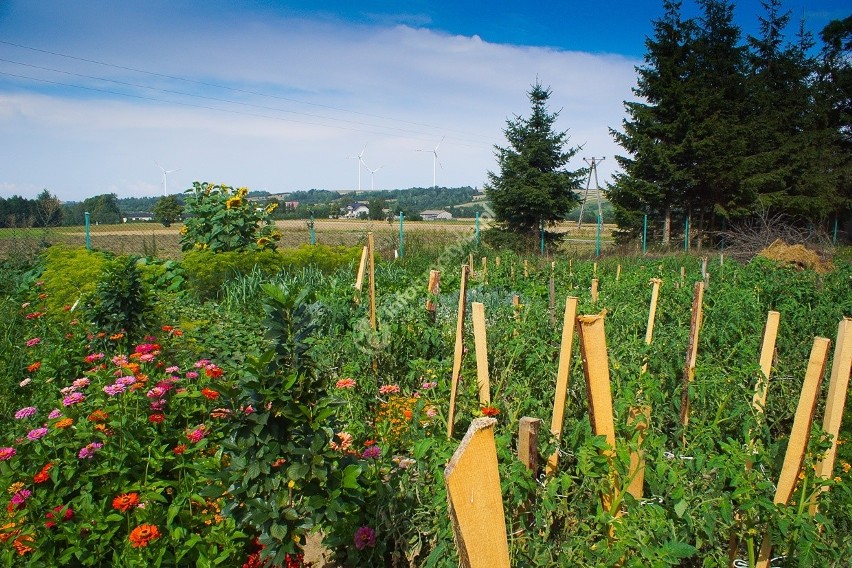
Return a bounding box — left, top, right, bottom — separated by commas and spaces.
112, 493, 140, 513
26, 362, 41, 373
45, 505, 73, 528
481, 406, 500, 417
201, 388, 219, 400
34, 462, 53, 484
173, 444, 187, 455
205, 366, 223, 379
148, 414, 165, 424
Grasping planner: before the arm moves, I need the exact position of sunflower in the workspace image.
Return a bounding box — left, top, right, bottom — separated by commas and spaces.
225, 197, 242, 209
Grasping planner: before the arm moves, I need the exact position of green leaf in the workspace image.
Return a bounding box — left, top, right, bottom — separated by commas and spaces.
673, 499, 687, 518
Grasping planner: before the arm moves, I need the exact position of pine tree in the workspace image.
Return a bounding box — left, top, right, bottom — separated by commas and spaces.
485, 82, 584, 239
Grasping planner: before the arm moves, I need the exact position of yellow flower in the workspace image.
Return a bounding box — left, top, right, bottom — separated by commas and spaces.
842, 461, 851, 473
179, 226, 187, 235
225, 197, 242, 209
257, 237, 271, 247
287, 480, 295, 489
265, 202, 279, 214
236, 187, 249, 198
7, 482, 24, 495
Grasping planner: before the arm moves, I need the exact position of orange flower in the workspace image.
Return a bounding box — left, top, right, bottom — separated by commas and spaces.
129, 524, 160, 548
481, 406, 500, 417
201, 388, 219, 400
88, 410, 108, 423
12, 534, 33, 555
54, 418, 73, 429
172, 329, 183, 337
33, 463, 53, 484
172, 444, 187, 455
112, 493, 140, 513
110, 333, 125, 341
148, 414, 165, 424
26, 362, 41, 373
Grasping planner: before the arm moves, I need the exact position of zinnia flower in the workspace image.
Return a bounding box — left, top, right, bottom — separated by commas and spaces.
172, 444, 187, 455
44, 505, 73, 528
88, 410, 108, 422
14, 407, 37, 420
129, 524, 161, 548
185, 371, 199, 379
103, 384, 126, 396
62, 392, 85, 406
25, 338, 41, 347
378, 384, 400, 395
481, 406, 500, 417
54, 418, 73, 429
205, 365, 223, 379
148, 414, 165, 424
78, 442, 103, 459
26, 428, 48, 441
33, 463, 53, 484
18, 379, 31, 388
187, 426, 206, 444
12, 534, 34, 555
48, 409, 62, 419
335, 378, 356, 389
26, 362, 41, 373
112, 493, 140, 512
0, 448, 15, 461
362, 445, 382, 459
201, 388, 219, 400
353, 526, 376, 550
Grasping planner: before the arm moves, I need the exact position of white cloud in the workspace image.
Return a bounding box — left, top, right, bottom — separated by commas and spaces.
0, 6, 639, 201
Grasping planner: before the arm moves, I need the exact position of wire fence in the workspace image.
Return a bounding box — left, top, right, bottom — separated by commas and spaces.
0, 217, 619, 261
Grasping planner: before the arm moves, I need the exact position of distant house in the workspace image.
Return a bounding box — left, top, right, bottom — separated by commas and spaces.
472, 192, 487, 201
284, 201, 300, 209
420, 209, 453, 221
123, 212, 154, 222
342, 202, 370, 219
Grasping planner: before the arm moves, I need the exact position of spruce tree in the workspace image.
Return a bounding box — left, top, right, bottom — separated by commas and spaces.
485, 82, 584, 239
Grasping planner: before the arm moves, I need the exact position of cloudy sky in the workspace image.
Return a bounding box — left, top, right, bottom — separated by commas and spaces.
0, 1, 847, 202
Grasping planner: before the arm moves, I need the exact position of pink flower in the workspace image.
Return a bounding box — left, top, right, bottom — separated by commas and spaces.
330, 432, 353, 452
362, 445, 381, 459
165, 366, 179, 373
103, 384, 126, 396
0, 447, 16, 461
115, 376, 136, 387
354, 526, 376, 550
185, 371, 199, 380
14, 406, 37, 420
335, 378, 357, 389
78, 442, 103, 459
194, 359, 210, 368
26, 337, 41, 347
146, 387, 166, 399
421, 381, 437, 390
111, 355, 128, 366
72, 378, 90, 389
62, 393, 85, 406
85, 352, 105, 363
48, 409, 62, 419
139, 354, 155, 363
187, 426, 206, 444
378, 384, 400, 395
27, 428, 48, 441
10, 489, 32, 506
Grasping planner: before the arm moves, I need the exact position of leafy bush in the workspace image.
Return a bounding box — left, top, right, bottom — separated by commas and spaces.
40, 245, 109, 316
180, 182, 280, 253
87, 256, 154, 349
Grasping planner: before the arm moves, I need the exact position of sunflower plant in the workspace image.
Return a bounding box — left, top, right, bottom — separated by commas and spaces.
179, 182, 280, 253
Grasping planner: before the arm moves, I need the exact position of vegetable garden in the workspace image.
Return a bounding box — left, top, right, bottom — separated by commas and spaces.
1, 236, 850, 566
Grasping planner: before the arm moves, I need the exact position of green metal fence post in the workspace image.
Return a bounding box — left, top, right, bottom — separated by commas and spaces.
833, 216, 838, 246
399, 211, 404, 258
596, 214, 602, 258
475, 212, 480, 247
84, 212, 91, 250
642, 213, 648, 255
684, 216, 689, 252
540, 218, 545, 255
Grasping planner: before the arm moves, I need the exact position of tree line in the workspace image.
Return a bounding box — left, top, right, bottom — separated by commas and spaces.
608, 0, 851, 244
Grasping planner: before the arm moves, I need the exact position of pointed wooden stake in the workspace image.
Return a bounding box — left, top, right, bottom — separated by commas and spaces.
472, 302, 490, 405
447, 265, 470, 438
756, 337, 830, 567
616, 264, 622, 282
810, 318, 852, 516
576, 312, 618, 512
546, 296, 579, 475
518, 417, 542, 476
752, 311, 781, 414
425, 270, 441, 320
680, 282, 704, 428
591, 278, 599, 304
445, 417, 510, 568
524, 259, 529, 278
354, 245, 368, 303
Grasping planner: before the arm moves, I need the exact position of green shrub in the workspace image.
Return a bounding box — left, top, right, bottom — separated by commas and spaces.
182, 245, 361, 300
40, 244, 109, 315
87, 256, 154, 348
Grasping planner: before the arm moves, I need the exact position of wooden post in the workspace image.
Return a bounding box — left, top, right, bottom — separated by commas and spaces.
810, 318, 852, 515
518, 417, 542, 476
701, 257, 707, 278
752, 311, 781, 414
576, 313, 618, 512
469, 252, 475, 278
755, 337, 831, 567
444, 417, 510, 568
367, 232, 377, 331
591, 278, 599, 304
616, 264, 621, 282
680, 266, 685, 286
354, 245, 368, 303
593, 262, 597, 276
703, 271, 710, 290
472, 302, 490, 405
495, 256, 500, 267
425, 270, 441, 320
546, 296, 579, 475
627, 278, 663, 499
481, 256, 487, 274
679, 282, 704, 428
447, 265, 470, 438
524, 259, 529, 278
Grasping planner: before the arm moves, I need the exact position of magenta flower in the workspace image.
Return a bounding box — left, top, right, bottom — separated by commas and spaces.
62, 393, 85, 406
103, 384, 126, 396
10, 489, 32, 506
78, 442, 103, 459
354, 526, 376, 550
27, 427, 48, 441
48, 409, 62, 419
26, 337, 41, 347
362, 445, 382, 459
165, 366, 179, 373
115, 376, 136, 387
186, 426, 206, 444
85, 352, 105, 363
0, 447, 16, 461
146, 387, 166, 399
185, 371, 199, 379
14, 406, 37, 420
72, 378, 90, 389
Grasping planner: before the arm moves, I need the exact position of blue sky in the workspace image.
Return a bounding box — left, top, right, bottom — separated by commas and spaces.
0, 1, 848, 202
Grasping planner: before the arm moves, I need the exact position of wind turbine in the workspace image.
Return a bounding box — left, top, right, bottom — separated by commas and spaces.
416, 136, 444, 189
154, 161, 179, 196
347, 145, 367, 194
365, 164, 383, 191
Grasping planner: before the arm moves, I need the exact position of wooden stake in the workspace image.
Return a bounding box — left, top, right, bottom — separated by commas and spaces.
447, 265, 469, 438
680, 266, 685, 286
354, 245, 368, 302
811, 318, 852, 515
701, 257, 707, 278
518, 417, 542, 476
425, 270, 441, 320
472, 302, 490, 405
524, 259, 529, 278
627, 278, 662, 499
367, 232, 377, 331
495, 256, 500, 267
546, 296, 579, 475
679, 282, 704, 427
752, 311, 781, 414
591, 278, 599, 304
445, 417, 510, 568
593, 262, 597, 276
756, 337, 831, 567
616, 264, 621, 282
576, 313, 618, 512
469, 253, 475, 278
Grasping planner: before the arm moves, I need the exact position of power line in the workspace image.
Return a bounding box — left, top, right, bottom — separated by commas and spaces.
0, 39, 495, 143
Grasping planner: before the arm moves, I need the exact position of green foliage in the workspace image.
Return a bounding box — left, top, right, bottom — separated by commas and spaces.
87, 256, 153, 347
485, 82, 584, 237
40, 244, 110, 315
179, 182, 280, 253
182, 245, 360, 300
63, 193, 123, 226
151, 196, 184, 228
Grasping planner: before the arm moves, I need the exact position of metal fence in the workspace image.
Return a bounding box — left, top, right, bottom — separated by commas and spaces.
0, 216, 617, 261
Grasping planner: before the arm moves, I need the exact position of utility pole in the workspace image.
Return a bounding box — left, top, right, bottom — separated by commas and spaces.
577, 157, 605, 230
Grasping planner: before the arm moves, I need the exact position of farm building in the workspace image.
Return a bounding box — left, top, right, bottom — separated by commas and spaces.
420, 209, 453, 221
